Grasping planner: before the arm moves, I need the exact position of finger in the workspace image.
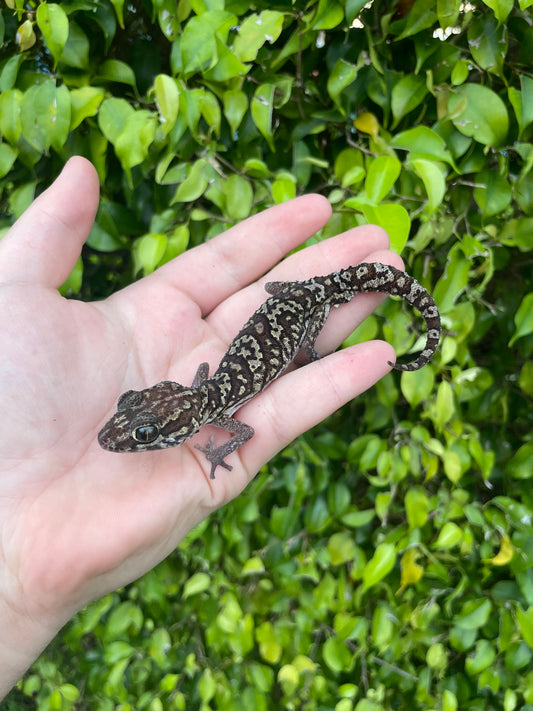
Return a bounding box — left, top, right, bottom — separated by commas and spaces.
0, 157, 100, 287
149, 194, 333, 314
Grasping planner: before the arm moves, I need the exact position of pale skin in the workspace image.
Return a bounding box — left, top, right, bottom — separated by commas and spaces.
0, 157, 402, 699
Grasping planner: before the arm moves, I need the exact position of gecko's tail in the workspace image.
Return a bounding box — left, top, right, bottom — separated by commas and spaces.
347, 262, 441, 372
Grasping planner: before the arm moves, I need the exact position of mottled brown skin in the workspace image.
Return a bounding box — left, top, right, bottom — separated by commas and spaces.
98, 262, 441, 478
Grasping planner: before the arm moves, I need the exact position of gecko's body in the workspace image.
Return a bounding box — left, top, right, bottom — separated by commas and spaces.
98, 262, 441, 478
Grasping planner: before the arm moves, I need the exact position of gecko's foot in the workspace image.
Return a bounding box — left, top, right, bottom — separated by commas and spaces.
195, 438, 233, 479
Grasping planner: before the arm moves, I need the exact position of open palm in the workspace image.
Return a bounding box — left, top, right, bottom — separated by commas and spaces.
0, 158, 400, 690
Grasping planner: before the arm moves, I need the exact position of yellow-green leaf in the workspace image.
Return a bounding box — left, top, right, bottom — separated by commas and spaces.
36, 3, 68, 66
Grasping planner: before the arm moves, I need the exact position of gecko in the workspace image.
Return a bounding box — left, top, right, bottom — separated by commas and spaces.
98, 262, 441, 479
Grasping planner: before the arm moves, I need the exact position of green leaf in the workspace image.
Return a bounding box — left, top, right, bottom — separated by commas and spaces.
372, 603, 395, 648
409, 158, 446, 213
180, 11, 236, 75
451, 58, 469, 85
98, 98, 134, 143
335, 148, 365, 187
199, 89, 221, 136
391, 125, 457, 169
400, 366, 435, 407
365, 155, 402, 203
434, 380, 454, 431
323, 636, 355, 673
434, 521, 463, 549
448, 83, 509, 147
153, 74, 179, 134
251, 83, 275, 150
480, 0, 513, 23
173, 158, 210, 203
437, 0, 461, 27
60, 21, 90, 69
346, 0, 368, 24
465, 639, 496, 675
132, 233, 167, 275
0, 142, 17, 178
467, 15, 506, 77
223, 89, 248, 136
508, 443, 533, 479
405, 487, 429, 529
362, 543, 396, 591
36, 3, 69, 66
0, 89, 22, 145
183, 572, 211, 599
433, 244, 470, 313
233, 10, 283, 62
473, 169, 512, 216
508, 75, 533, 138
454, 598, 492, 630
327, 59, 358, 111
95, 59, 136, 87
516, 606, 533, 649
115, 110, 157, 171
70, 87, 105, 130
396, 0, 437, 39
110, 0, 125, 28
20, 80, 70, 153
359, 203, 410, 253
104, 640, 134, 665
327, 532, 357, 565
312, 0, 344, 30
203, 36, 249, 81
225, 174, 253, 219
509, 293, 533, 346
272, 175, 296, 203
391, 74, 428, 126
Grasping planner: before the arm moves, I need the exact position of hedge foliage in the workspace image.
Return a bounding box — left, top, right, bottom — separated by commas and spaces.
2, 0, 533, 709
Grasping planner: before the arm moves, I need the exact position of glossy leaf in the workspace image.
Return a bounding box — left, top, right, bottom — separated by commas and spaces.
327, 59, 358, 111
409, 158, 446, 212
448, 83, 509, 146
433, 522, 463, 549
454, 598, 492, 630
405, 488, 429, 529
362, 543, 396, 591
36, 3, 68, 66
223, 89, 248, 136
365, 155, 401, 203
251, 84, 275, 151
473, 169, 512, 216
70, 87, 105, 130
153, 74, 179, 134
391, 74, 428, 126
233, 11, 283, 62
509, 292, 533, 346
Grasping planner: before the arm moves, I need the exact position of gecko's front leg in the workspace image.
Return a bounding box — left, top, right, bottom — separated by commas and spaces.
194, 415, 254, 479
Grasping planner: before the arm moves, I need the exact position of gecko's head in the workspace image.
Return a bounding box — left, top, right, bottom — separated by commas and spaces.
98, 381, 204, 452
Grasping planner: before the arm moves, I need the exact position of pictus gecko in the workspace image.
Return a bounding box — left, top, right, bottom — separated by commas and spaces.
98, 262, 441, 478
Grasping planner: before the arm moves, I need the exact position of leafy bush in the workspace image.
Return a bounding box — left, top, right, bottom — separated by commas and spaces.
2, 0, 533, 709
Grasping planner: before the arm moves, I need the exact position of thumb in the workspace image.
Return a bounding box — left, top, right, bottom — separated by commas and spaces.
0, 157, 100, 288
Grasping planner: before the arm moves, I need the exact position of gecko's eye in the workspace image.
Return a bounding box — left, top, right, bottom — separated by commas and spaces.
132, 423, 160, 444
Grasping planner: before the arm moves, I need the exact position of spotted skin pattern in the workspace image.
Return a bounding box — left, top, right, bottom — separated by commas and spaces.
98, 263, 441, 478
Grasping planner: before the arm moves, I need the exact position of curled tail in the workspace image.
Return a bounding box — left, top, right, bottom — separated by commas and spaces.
345, 262, 441, 372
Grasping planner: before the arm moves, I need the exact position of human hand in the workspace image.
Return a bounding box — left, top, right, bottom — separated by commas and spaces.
0, 157, 399, 696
